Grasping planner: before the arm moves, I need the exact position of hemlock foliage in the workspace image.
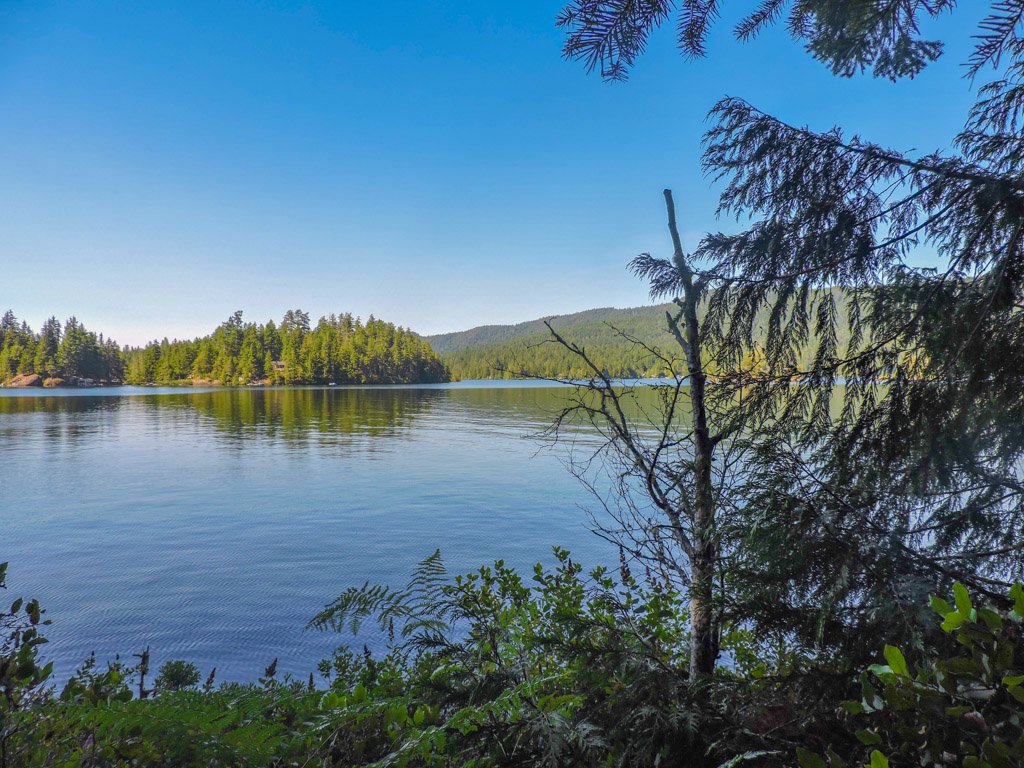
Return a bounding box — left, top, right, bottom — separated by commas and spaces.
549, 0, 1024, 676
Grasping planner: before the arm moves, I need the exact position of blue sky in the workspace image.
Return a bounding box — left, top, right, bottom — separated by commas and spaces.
0, 1, 989, 345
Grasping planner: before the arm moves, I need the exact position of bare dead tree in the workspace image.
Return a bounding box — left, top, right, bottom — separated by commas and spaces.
544, 190, 752, 679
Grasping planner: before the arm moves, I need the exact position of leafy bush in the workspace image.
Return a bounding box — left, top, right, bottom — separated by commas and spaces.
801, 582, 1024, 768
309, 547, 792, 767
0, 561, 52, 768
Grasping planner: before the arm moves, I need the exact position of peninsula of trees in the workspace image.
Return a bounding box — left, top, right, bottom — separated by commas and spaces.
0, 309, 450, 387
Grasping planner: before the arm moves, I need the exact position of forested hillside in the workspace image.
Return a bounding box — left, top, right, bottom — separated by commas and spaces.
428, 305, 678, 379
0, 309, 450, 386
430, 295, 851, 380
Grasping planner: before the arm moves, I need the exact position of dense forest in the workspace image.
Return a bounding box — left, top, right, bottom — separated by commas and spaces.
429, 304, 680, 379
121, 310, 449, 386
0, 311, 123, 384
0, 309, 450, 386
431, 296, 850, 380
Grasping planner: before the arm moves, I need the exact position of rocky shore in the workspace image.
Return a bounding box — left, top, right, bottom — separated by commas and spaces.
2, 374, 102, 388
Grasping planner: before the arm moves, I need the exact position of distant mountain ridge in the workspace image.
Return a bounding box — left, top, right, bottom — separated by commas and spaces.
425, 292, 850, 381
426, 305, 674, 354
425, 304, 680, 380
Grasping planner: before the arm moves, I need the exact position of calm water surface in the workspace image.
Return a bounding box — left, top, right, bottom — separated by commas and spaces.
1, 383, 619, 683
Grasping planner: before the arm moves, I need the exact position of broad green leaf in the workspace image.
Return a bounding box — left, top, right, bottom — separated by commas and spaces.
941, 657, 982, 676
930, 595, 952, 616
797, 748, 828, 768
953, 583, 973, 617
982, 739, 1011, 768
941, 611, 966, 632
825, 747, 848, 768
978, 608, 1003, 631
856, 729, 882, 745
868, 664, 893, 678
883, 645, 909, 677
869, 750, 889, 768
1011, 583, 1024, 615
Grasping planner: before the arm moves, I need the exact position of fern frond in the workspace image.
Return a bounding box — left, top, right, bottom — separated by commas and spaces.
308, 581, 413, 635
310, 550, 453, 650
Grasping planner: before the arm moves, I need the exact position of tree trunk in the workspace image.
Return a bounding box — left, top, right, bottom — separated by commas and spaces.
663, 189, 718, 679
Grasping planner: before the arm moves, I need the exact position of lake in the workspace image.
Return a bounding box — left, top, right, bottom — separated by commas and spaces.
0, 382, 621, 684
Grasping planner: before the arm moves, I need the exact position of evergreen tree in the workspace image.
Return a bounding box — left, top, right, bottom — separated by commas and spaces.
32, 317, 60, 378
557, 0, 1024, 664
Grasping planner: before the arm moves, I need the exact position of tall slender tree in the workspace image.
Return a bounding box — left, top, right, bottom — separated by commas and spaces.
547, 190, 754, 678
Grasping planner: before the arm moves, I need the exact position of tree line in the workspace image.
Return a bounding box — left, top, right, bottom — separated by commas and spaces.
0, 311, 123, 383
441, 312, 679, 379
0, 309, 450, 386
122, 309, 449, 385
436, 293, 850, 380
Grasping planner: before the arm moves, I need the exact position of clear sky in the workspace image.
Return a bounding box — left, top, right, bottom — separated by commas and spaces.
0, 1, 989, 345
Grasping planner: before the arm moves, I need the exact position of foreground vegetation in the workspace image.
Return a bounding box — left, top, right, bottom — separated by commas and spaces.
3, 556, 1022, 767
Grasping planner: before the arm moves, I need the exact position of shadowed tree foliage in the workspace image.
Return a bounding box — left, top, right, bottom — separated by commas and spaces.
540, 190, 762, 681
557, 0, 958, 82
556, 0, 1024, 668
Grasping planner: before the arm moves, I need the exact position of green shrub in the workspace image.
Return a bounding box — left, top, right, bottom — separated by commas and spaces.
7, 554, 1019, 768
801, 582, 1024, 768
0, 561, 52, 768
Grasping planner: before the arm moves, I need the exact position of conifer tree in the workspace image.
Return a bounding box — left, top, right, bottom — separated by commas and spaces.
558, 0, 1024, 662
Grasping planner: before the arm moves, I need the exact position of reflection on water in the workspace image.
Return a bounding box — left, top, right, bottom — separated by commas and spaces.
0, 384, 623, 684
